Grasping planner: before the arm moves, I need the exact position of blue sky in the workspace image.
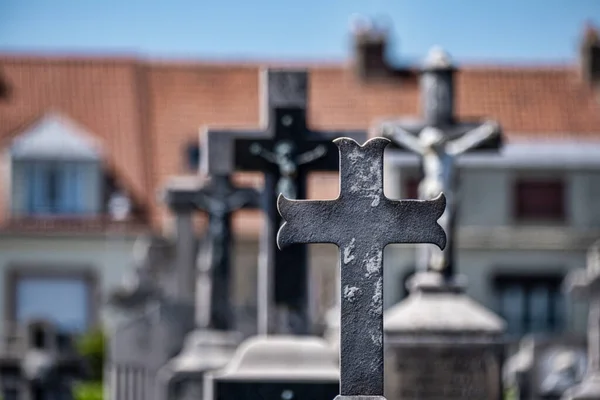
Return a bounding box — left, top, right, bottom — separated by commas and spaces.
0, 0, 598, 63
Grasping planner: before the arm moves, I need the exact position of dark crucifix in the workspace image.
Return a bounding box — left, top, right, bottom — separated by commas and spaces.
277, 137, 446, 398
202, 69, 365, 335
164, 174, 259, 331
377, 47, 502, 279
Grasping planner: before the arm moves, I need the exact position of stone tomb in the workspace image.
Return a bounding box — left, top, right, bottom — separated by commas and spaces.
204, 336, 339, 400
384, 273, 505, 400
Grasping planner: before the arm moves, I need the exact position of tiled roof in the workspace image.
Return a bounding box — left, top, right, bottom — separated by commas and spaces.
0, 54, 599, 234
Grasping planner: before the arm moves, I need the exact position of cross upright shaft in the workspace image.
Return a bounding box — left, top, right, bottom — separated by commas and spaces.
277, 137, 446, 397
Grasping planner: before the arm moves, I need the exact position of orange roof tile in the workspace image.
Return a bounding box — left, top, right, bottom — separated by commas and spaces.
0, 54, 599, 234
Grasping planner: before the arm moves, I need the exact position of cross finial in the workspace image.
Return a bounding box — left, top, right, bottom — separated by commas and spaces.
277, 137, 446, 398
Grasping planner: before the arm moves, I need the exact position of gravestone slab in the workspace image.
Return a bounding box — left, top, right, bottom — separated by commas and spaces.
204, 336, 339, 400
384, 272, 506, 400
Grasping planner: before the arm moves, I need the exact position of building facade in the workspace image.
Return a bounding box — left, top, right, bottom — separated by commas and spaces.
0, 24, 598, 340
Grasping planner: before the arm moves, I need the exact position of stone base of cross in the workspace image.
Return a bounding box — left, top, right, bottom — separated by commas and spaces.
157, 329, 242, 399
384, 271, 506, 400
334, 396, 387, 400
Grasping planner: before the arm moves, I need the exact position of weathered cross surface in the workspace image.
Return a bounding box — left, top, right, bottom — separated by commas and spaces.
164, 174, 259, 330
277, 137, 446, 398
203, 69, 365, 334
377, 47, 502, 278
562, 240, 600, 399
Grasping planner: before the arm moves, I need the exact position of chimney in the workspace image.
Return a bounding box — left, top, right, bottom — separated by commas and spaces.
579, 22, 600, 88
351, 15, 391, 79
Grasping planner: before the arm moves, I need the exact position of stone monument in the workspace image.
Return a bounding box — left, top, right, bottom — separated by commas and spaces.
202, 68, 365, 335
157, 174, 259, 400
276, 136, 447, 400
377, 47, 506, 400
561, 239, 600, 400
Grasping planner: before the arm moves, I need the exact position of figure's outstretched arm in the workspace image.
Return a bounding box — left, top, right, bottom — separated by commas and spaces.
225, 189, 259, 211
379, 121, 425, 155
194, 193, 220, 212
447, 120, 500, 156
249, 143, 278, 164
297, 145, 327, 165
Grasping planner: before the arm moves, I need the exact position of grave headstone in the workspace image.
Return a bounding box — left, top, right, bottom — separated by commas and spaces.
157, 174, 259, 399
202, 68, 365, 335
561, 240, 600, 400
377, 47, 506, 400
276, 136, 447, 400
0, 319, 85, 400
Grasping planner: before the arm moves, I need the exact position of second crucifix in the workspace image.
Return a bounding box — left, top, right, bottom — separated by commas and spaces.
203, 69, 365, 335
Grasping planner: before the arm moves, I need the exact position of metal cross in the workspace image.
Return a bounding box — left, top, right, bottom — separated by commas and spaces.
277, 137, 446, 397
377, 47, 502, 279
163, 174, 259, 331
563, 241, 600, 399
203, 68, 365, 335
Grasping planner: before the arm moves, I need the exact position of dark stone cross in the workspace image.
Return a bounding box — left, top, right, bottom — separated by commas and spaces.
203, 68, 365, 335
378, 47, 502, 279
562, 241, 600, 399
277, 137, 446, 398
164, 174, 259, 331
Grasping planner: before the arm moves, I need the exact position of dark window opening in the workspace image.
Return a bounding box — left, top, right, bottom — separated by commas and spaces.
186, 144, 201, 172
32, 327, 46, 350
514, 179, 566, 222
494, 274, 565, 337
403, 177, 420, 199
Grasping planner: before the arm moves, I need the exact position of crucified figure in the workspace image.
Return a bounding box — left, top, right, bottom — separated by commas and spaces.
250, 140, 327, 199
380, 120, 500, 273
193, 185, 257, 329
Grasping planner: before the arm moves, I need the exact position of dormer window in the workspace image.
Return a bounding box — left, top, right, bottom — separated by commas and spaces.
8, 113, 103, 218
22, 160, 94, 216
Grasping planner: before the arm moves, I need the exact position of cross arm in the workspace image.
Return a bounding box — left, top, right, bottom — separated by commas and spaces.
377, 120, 425, 155
446, 120, 501, 156
382, 194, 447, 248
201, 128, 267, 175
226, 187, 261, 210
276, 195, 338, 248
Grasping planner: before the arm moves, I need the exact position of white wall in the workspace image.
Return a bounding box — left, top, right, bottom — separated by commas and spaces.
0, 234, 136, 334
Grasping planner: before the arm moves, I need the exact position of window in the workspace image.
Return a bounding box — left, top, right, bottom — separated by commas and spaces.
494, 274, 565, 336
21, 161, 92, 216
185, 144, 201, 172
514, 179, 566, 222
403, 177, 420, 199
7, 269, 97, 334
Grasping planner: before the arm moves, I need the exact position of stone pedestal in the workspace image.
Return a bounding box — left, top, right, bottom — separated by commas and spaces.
157, 329, 241, 400
204, 335, 339, 400
383, 272, 506, 400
